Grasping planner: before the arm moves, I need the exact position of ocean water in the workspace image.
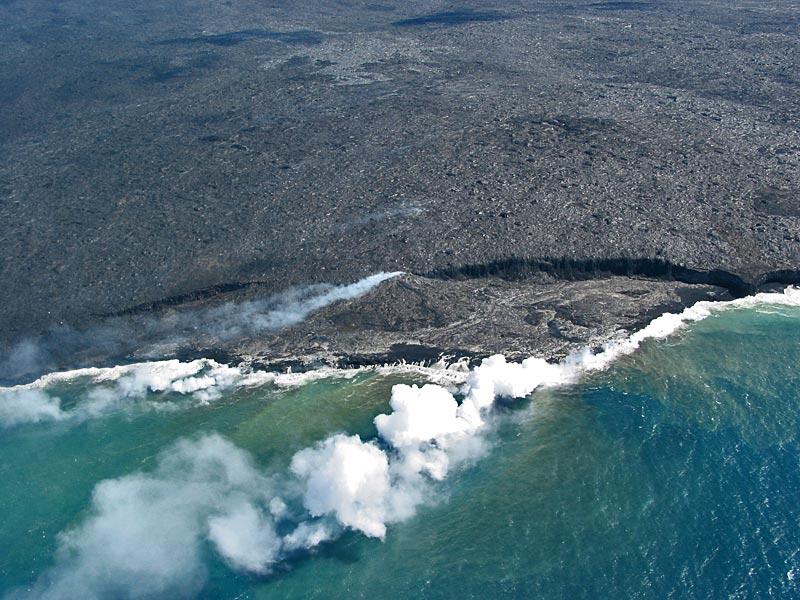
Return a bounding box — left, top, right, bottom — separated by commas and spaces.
1, 294, 799, 599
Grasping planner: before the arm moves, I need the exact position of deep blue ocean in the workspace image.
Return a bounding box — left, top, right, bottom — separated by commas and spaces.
1, 299, 799, 599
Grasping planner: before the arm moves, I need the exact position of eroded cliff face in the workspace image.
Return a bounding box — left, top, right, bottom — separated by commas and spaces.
1, 0, 798, 349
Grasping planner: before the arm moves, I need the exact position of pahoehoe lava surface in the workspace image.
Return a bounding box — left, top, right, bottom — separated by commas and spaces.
1, 0, 798, 352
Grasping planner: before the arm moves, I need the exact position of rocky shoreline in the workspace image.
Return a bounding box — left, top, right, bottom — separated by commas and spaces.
7, 262, 800, 385
4, 259, 800, 386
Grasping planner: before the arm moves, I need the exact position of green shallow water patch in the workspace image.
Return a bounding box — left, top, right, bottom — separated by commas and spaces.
1, 303, 799, 598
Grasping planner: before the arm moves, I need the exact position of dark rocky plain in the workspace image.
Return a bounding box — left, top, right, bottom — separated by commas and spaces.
1, 0, 798, 380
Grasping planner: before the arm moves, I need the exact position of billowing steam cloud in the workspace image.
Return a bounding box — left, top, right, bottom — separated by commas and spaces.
292, 434, 401, 539
13, 435, 281, 599
0, 272, 402, 385
0, 357, 470, 429
8, 286, 800, 598
0, 359, 276, 428
0, 389, 65, 426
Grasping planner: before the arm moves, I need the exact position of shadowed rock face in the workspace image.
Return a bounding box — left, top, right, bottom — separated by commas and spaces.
393, 10, 510, 27
154, 29, 324, 48
0, 0, 798, 348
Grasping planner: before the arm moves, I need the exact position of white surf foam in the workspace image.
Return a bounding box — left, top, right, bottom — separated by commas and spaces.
0, 357, 472, 428
569, 284, 800, 373
9, 287, 800, 598
0, 359, 264, 426
3, 286, 798, 429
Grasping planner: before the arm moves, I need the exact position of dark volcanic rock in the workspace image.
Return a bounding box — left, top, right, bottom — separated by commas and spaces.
0, 0, 798, 348
232, 274, 733, 369
0, 270, 740, 384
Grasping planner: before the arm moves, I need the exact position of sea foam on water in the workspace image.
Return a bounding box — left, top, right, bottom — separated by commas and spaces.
5, 286, 800, 598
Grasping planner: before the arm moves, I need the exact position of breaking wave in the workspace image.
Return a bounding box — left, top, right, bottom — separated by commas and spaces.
6, 286, 800, 598
0, 357, 471, 428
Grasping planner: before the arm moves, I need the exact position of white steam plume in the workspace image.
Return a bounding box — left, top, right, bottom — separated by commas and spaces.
0, 359, 274, 427
13, 435, 280, 599
291, 434, 396, 538
0, 356, 471, 429
11, 286, 800, 598
0, 389, 66, 427
211, 271, 403, 335
0, 272, 402, 384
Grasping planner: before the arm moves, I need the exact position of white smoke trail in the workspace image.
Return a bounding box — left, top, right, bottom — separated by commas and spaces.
0, 272, 403, 384
8, 286, 800, 598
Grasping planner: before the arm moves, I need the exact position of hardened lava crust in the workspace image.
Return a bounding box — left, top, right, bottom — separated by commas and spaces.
1, 0, 798, 354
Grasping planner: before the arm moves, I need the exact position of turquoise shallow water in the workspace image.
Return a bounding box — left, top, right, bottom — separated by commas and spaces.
1, 303, 799, 598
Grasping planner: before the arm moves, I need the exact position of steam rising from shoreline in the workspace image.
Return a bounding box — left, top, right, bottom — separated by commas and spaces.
6, 286, 800, 599
0, 357, 471, 428
0, 272, 402, 385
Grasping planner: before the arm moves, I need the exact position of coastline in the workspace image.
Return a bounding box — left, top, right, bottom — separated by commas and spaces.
4, 276, 798, 394
0, 271, 735, 385
3, 279, 797, 432
4, 272, 800, 599
3, 0, 800, 595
